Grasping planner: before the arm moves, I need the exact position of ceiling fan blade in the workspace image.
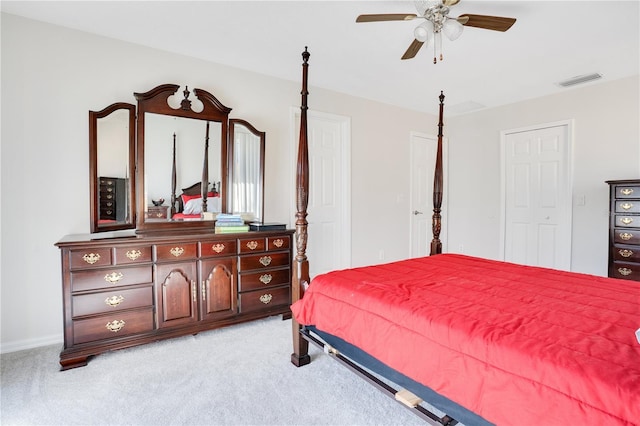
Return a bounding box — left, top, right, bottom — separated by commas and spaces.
401, 39, 424, 60
356, 13, 417, 23
457, 14, 516, 32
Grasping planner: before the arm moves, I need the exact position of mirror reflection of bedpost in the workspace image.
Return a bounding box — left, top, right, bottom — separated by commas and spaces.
291, 47, 311, 367
430, 91, 445, 255
202, 121, 210, 213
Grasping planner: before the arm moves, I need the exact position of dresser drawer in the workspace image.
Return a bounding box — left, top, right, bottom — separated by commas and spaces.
613, 185, 640, 199
73, 308, 154, 345
612, 245, 640, 262
200, 239, 237, 257
268, 235, 290, 251
613, 215, 640, 228
615, 200, 640, 214
238, 237, 266, 253
610, 261, 640, 281
155, 243, 197, 261
71, 266, 153, 292
114, 246, 152, 265
613, 229, 640, 245
238, 268, 290, 292
239, 252, 290, 271
239, 286, 290, 314
70, 248, 112, 269
72, 286, 153, 317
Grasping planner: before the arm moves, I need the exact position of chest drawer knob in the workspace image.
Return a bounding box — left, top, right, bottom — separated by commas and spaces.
618, 267, 633, 276
82, 253, 101, 265
246, 241, 259, 250
125, 250, 142, 261
105, 319, 126, 332
104, 272, 124, 284
273, 239, 284, 248
259, 256, 272, 266
620, 232, 633, 241
259, 274, 273, 285
619, 249, 634, 258
105, 295, 125, 307
212, 243, 225, 253
621, 217, 634, 225
621, 188, 634, 196
621, 202, 633, 210
170, 247, 185, 257
259, 293, 273, 304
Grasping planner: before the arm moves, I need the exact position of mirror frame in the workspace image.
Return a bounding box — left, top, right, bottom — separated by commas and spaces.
89, 102, 136, 233
229, 119, 265, 223
134, 84, 231, 233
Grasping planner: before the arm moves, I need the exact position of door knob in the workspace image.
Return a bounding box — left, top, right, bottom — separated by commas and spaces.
413, 210, 424, 215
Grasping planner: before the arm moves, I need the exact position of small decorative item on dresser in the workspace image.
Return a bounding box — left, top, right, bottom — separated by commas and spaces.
146, 205, 168, 219
152, 198, 165, 206
606, 179, 640, 282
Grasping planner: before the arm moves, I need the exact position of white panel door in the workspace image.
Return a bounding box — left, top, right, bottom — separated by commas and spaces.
410, 132, 437, 258
292, 110, 351, 279
503, 123, 572, 269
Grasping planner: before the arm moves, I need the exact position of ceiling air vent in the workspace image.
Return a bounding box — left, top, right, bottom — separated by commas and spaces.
557, 73, 603, 88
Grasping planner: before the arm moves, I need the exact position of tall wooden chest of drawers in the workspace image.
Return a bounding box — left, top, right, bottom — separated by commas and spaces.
607, 179, 640, 281
99, 176, 126, 222
56, 229, 294, 370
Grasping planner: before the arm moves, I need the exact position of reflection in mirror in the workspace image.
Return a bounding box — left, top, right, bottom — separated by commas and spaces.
229, 119, 265, 223
144, 113, 222, 222
89, 103, 135, 233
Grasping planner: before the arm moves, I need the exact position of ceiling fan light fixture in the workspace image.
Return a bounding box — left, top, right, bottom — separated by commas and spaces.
443, 18, 464, 41
414, 21, 434, 43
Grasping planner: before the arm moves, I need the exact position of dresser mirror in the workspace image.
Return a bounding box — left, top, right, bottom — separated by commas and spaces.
89, 103, 136, 233
90, 83, 266, 234
229, 119, 265, 223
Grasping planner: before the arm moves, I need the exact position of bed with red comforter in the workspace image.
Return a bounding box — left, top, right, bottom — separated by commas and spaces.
291, 254, 640, 425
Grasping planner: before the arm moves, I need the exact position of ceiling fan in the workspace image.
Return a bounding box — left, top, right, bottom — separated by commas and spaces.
356, 0, 516, 63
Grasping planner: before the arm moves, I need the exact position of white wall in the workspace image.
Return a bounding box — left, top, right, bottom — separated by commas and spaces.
0, 14, 435, 352
2, 13, 638, 352
446, 76, 640, 274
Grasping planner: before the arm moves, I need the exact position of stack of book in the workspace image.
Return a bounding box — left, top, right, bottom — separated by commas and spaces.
214, 214, 249, 234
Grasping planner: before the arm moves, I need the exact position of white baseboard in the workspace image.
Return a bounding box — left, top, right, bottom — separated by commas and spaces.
0, 334, 63, 354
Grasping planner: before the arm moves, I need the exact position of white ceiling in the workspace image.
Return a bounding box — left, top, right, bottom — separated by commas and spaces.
2, 0, 639, 116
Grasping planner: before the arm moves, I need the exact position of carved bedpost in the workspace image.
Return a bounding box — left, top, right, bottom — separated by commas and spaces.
430, 91, 445, 255
291, 47, 311, 367
170, 133, 177, 217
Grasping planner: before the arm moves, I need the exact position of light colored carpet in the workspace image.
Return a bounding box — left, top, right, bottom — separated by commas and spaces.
1, 316, 424, 426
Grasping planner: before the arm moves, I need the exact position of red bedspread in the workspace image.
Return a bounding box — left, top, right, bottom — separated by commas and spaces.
291, 254, 640, 425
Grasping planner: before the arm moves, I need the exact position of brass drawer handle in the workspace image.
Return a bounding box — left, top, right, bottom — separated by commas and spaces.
107, 187, 113, 192
273, 238, 284, 248
106, 202, 113, 207
621, 188, 634, 196
246, 241, 259, 250
104, 272, 123, 284
259, 293, 273, 304
105, 295, 124, 307
619, 249, 634, 258
202, 281, 206, 301
618, 267, 633, 276
82, 253, 101, 265
170, 247, 185, 257
621, 217, 634, 225
192, 281, 197, 302
126, 250, 142, 261
259, 274, 273, 285
620, 232, 633, 241
106, 194, 113, 199
621, 202, 633, 210
259, 256, 272, 266
211, 243, 225, 253
105, 320, 125, 332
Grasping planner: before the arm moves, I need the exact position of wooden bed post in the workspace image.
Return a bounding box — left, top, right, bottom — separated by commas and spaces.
291, 47, 312, 367
170, 133, 177, 217
430, 91, 445, 256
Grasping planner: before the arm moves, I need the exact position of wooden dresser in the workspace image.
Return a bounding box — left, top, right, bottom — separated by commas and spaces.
607, 179, 640, 281
56, 229, 294, 370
